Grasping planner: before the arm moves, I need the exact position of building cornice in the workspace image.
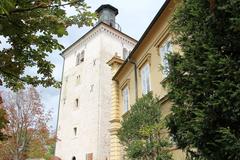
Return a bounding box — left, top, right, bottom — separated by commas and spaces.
112, 0, 172, 80
61, 22, 137, 57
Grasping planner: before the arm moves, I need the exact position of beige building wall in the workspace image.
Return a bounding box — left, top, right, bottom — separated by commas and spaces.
109, 0, 185, 159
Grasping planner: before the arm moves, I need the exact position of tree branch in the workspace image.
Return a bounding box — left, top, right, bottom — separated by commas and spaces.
0, 69, 31, 84
7, 1, 80, 14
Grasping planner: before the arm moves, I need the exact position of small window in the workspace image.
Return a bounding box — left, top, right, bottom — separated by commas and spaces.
74, 127, 77, 136
90, 84, 94, 92
76, 50, 85, 65
80, 50, 85, 62
75, 99, 79, 107
76, 75, 81, 85
122, 86, 129, 113
93, 59, 96, 66
123, 48, 129, 60
160, 40, 172, 77
76, 54, 80, 66
141, 63, 151, 95
86, 153, 93, 160
63, 98, 66, 104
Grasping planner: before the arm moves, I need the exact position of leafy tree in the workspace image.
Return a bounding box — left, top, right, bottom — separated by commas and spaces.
0, 0, 96, 90
0, 111, 7, 142
166, 0, 240, 159
0, 86, 54, 160
118, 93, 172, 160
26, 127, 56, 160
0, 92, 8, 141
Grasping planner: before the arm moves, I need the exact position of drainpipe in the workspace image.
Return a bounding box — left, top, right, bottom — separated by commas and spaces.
128, 59, 138, 100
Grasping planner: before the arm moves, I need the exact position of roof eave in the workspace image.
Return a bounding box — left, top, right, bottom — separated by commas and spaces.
112, 0, 171, 80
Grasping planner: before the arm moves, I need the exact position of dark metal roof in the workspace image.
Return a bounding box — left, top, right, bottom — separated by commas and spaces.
96, 4, 119, 15
113, 0, 171, 80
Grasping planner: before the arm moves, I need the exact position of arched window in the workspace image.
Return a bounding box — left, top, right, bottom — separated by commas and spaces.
76, 50, 85, 66
80, 50, 85, 62
72, 156, 76, 160
76, 54, 80, 66
123, 48, 129, 60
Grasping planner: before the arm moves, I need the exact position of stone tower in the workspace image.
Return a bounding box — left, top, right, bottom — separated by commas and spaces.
55, 4, 137, 160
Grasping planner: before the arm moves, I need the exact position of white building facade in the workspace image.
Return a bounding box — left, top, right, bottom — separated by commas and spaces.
55, 5, 136, 160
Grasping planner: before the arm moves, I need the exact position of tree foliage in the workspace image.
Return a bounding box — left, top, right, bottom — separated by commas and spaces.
0, 0, 96, 90
0, 94, 8, 141
118, 93, 172, 160
166, 0, 240, 159
0, 86, 55, 160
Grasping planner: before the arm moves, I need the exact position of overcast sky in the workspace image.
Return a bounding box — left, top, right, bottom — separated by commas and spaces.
6, 0, 165, 130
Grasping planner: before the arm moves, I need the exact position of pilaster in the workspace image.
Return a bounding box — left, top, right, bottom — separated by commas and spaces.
107, 55, 124, 160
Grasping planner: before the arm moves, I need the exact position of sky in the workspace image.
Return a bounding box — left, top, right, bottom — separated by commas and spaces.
2, 0, 165, 130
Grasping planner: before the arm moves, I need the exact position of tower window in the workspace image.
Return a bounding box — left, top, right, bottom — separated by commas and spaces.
90, 84, 94, 92
80, 51, 85, 62
74, 127, 77, 136
76, 50, 85, 66
76, 54, 80, 66
93, 59, 96, 66
72, 156, 76, 160
123, 48, 129, 60
76, 75, 81, 85
75, 99, 79, 107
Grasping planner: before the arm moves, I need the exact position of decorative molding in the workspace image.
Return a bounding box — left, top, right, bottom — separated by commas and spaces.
158, 94, 169, 104
119, 79, 130, 89
110, 119, 121, 123
137, 53, 152, 70
107, 56, 124, 66
154, 24, 170, 48
63, 24, 137, 57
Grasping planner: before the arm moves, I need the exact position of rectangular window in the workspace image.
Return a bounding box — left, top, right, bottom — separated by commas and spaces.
76, 75, 81, 85
141, 63, 151, 95
80, 51, 84, 62
122, 86, 129, 113
76, 54, 80, 66
74, 127, 77, 136
160, 40, 172, 77
75, 98, 79, 107
93, 59, 96, 66
76, 50, 85, 66
90, 84, 94, 92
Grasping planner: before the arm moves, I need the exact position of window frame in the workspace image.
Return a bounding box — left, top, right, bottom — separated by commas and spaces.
73, 127, 77, 136
159, 39, 172, 78
75, 98, 79, 107
76, 50, 85, 66
140, 63, 151, 95
122, 85, 130, 113
123, 48, 129, 60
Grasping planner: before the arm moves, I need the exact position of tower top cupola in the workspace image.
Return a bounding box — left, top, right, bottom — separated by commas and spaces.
96, 4, 121, 31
